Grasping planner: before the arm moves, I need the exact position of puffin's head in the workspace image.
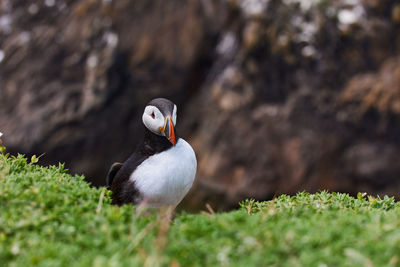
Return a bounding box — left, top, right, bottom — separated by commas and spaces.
142, 98, 177, 146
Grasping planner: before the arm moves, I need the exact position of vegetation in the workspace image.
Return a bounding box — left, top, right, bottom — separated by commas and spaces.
1, 151, 400, 266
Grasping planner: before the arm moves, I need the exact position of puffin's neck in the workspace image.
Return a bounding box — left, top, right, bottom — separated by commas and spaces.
140, 128, 179, 156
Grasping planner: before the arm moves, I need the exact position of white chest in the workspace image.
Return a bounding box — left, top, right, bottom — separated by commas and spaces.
129, 138, 197, 208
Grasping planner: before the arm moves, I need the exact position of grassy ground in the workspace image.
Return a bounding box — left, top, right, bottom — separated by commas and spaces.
1, 151, 400, 266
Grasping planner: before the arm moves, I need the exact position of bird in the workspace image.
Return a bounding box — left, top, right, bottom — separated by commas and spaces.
106, 98, 197, 209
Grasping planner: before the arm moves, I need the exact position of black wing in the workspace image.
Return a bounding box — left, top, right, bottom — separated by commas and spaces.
108, 141, 159, 205
106, 162, 123, 188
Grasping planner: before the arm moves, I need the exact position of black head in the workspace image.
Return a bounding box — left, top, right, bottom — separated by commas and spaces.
148, 98, 176, 117
142, 98, 177, 145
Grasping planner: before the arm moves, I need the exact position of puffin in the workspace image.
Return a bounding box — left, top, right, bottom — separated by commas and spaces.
106, 98, 197, 208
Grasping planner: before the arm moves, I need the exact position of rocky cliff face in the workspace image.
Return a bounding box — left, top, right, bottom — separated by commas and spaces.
1, 0, 399, 210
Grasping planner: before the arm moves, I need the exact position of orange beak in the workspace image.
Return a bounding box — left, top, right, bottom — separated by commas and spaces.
160, 116, 176, 146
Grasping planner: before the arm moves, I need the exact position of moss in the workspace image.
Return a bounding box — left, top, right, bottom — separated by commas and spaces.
1, 152, 400, 266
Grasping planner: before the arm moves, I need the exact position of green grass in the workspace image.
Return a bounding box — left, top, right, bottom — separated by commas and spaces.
1, 151, 400, 266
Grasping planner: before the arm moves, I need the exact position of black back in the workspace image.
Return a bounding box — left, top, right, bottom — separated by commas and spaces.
106, 162, 123, 187
109, 128, 180, 205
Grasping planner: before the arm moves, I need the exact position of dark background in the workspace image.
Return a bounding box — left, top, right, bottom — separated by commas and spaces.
1, 0, 400, 210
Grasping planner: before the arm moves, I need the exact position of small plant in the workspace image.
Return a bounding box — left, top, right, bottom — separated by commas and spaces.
0, 132, 5, 155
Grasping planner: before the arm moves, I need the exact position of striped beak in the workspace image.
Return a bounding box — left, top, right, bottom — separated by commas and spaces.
160, 116, 176, 146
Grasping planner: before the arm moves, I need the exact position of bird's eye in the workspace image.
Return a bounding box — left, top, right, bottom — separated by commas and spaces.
151, 112, 155, 119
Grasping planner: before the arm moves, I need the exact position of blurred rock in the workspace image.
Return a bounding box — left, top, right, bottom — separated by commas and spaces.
180, 0, 400, 209
0, 0, 225, 185
339, 57, 400, 117
0, 0, 399, 210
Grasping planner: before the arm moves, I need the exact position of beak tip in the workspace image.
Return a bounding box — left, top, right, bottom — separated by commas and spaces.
169, 136, 176, 146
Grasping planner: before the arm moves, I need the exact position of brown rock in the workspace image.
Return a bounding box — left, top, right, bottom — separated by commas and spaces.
339, 57, 400, 117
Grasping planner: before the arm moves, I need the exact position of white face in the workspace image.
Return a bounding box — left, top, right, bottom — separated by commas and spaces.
142, 105, 177, 135
172, 104, 177, 126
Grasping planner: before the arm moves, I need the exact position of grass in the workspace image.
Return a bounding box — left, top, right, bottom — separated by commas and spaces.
1, 150, 400, 266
